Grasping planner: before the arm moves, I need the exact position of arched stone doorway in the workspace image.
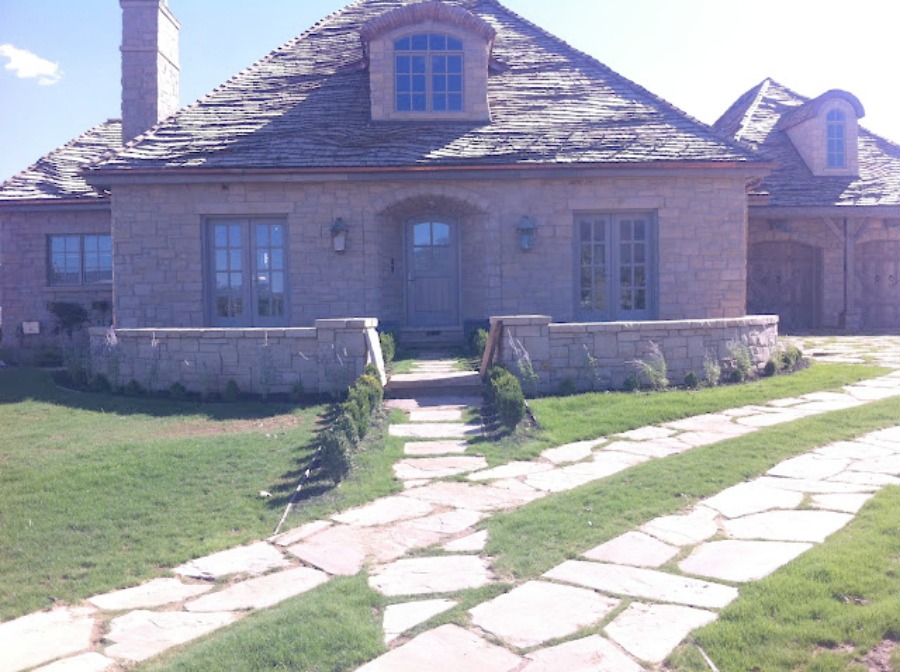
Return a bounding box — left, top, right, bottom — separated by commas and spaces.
377, 193, 485, 330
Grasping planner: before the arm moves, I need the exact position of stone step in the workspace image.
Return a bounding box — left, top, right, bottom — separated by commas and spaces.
385, 371, 483, 398
398, 328, 466, 348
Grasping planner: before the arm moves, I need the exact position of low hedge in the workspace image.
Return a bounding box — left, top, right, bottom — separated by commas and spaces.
320, 366, 385, 484
486, 365, 526, 429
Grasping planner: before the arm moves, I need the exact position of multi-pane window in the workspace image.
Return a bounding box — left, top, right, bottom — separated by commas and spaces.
577, 213, 655, 320
827, 109, 845, 168
207, 218, 287, 327
395, 33, 463, 113
48, 234, 112, 285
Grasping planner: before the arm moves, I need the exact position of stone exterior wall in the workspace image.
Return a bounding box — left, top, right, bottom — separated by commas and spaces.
0, 206, 113, 361
88, 318, 384, 396
110, 171, 751, 331
488, 314, 779, 393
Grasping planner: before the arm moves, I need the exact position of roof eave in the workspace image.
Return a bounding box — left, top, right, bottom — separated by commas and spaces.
87, 160, 773, 188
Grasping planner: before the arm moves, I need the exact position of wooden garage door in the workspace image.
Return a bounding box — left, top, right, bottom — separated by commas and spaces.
858, 240, 900, 329
748, 241, 821, 331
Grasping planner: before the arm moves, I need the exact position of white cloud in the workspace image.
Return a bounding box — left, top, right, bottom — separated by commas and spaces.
0, 43, 62, 85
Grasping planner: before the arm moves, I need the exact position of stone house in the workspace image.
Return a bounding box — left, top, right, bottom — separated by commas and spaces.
0, 0, 786, 390
715, 78, 900, 332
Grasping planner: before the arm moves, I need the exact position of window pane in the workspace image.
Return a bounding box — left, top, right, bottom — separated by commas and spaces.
256, 225, 269, 247
432, 223, 450, 245
447, 55, 462, 74
447, 36, 463, 50
448, 94, 462, 111
411, 33, 428, 50
229, 250, 242, 270
430, 34, 446, 50
411, 57, 426, 75
394, 37, 410, 51
228, 224, 242, 247
396, 55, 410, 74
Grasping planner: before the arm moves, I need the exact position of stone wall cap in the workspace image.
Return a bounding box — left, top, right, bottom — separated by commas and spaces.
314, 318, 379, 329
490, 315, 552, 326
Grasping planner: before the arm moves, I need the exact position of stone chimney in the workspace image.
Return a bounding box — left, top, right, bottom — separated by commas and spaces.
120, 0, 180, 142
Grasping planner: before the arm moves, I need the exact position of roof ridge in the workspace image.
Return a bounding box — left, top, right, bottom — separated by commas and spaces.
734, 78, 772, 143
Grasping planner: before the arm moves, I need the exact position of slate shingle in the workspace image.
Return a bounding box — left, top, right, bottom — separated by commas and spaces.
93, 0, 758, 174
0, 120, 120, 202
713, 78, 900, 208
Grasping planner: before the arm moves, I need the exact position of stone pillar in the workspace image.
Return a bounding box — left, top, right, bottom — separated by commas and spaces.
120, 0, 180, 142
315, 318, 381, 395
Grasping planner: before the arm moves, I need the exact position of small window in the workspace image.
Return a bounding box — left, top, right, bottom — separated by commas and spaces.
48, 234, 112, 285
395, 32, 464, 113
826, 109, 845, 168
206, 218, 288, 327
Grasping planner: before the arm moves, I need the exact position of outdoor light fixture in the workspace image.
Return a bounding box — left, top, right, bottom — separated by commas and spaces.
331, 217, 349, 253
518, 216, 537, 251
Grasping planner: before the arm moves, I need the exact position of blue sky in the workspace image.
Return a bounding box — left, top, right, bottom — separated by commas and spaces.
1, 0, 899, 182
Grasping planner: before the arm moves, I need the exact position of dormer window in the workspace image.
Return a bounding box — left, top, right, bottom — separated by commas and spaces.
826, 109, 846, 168
360, 3, 495, 122
395, 33, 464, 113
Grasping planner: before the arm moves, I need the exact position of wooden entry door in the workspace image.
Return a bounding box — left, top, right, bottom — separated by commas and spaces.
858, 240, 900, 329
748, 241, 821, 331
406, 220, 460, 327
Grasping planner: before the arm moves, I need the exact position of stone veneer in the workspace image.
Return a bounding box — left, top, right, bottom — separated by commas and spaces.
487, 314, 779, 393
110, 171, 751, 331
0, 205, 113, 361
88, 318, 384, 396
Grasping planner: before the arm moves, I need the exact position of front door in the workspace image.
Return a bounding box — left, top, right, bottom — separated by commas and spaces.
406, 219, 460, 327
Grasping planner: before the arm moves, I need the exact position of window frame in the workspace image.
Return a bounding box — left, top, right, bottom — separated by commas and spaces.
826, 109, 846, 169
47, 233, 112, 286
394, 32, 465, 114
204, 217, 290, 328
575, 211, 658, 322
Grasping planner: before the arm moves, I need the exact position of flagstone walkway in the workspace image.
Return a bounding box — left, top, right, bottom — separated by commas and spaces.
3, 352, 900, 671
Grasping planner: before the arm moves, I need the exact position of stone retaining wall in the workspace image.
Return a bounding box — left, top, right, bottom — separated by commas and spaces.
487, 315, 779, 393
88, 318, 385, 397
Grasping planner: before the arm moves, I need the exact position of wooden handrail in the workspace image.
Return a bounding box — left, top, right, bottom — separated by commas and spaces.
479, 319, 503, 378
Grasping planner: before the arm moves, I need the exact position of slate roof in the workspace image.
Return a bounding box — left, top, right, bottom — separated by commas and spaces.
714, 78, 900, 208
93, 0, 758, 175
0, 120, 120, 202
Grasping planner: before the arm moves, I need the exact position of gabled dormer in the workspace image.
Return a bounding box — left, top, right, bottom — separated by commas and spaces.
360, 1, 496, 122
776, 90, 865, 177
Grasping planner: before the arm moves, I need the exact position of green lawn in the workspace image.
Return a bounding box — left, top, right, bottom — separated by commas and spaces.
0, 368, 327, 621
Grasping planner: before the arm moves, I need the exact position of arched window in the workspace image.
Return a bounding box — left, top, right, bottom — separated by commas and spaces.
826, 109, 845, 168
395, 33, 464, 112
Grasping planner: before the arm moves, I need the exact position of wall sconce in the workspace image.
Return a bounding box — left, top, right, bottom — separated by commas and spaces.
518, 216, 537, 251
330, 217, 348, 253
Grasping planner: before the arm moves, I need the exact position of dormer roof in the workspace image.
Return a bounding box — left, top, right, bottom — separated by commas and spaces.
359, 1, 496, 45
714, 78, 900, 208
776, 89, 865, 131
